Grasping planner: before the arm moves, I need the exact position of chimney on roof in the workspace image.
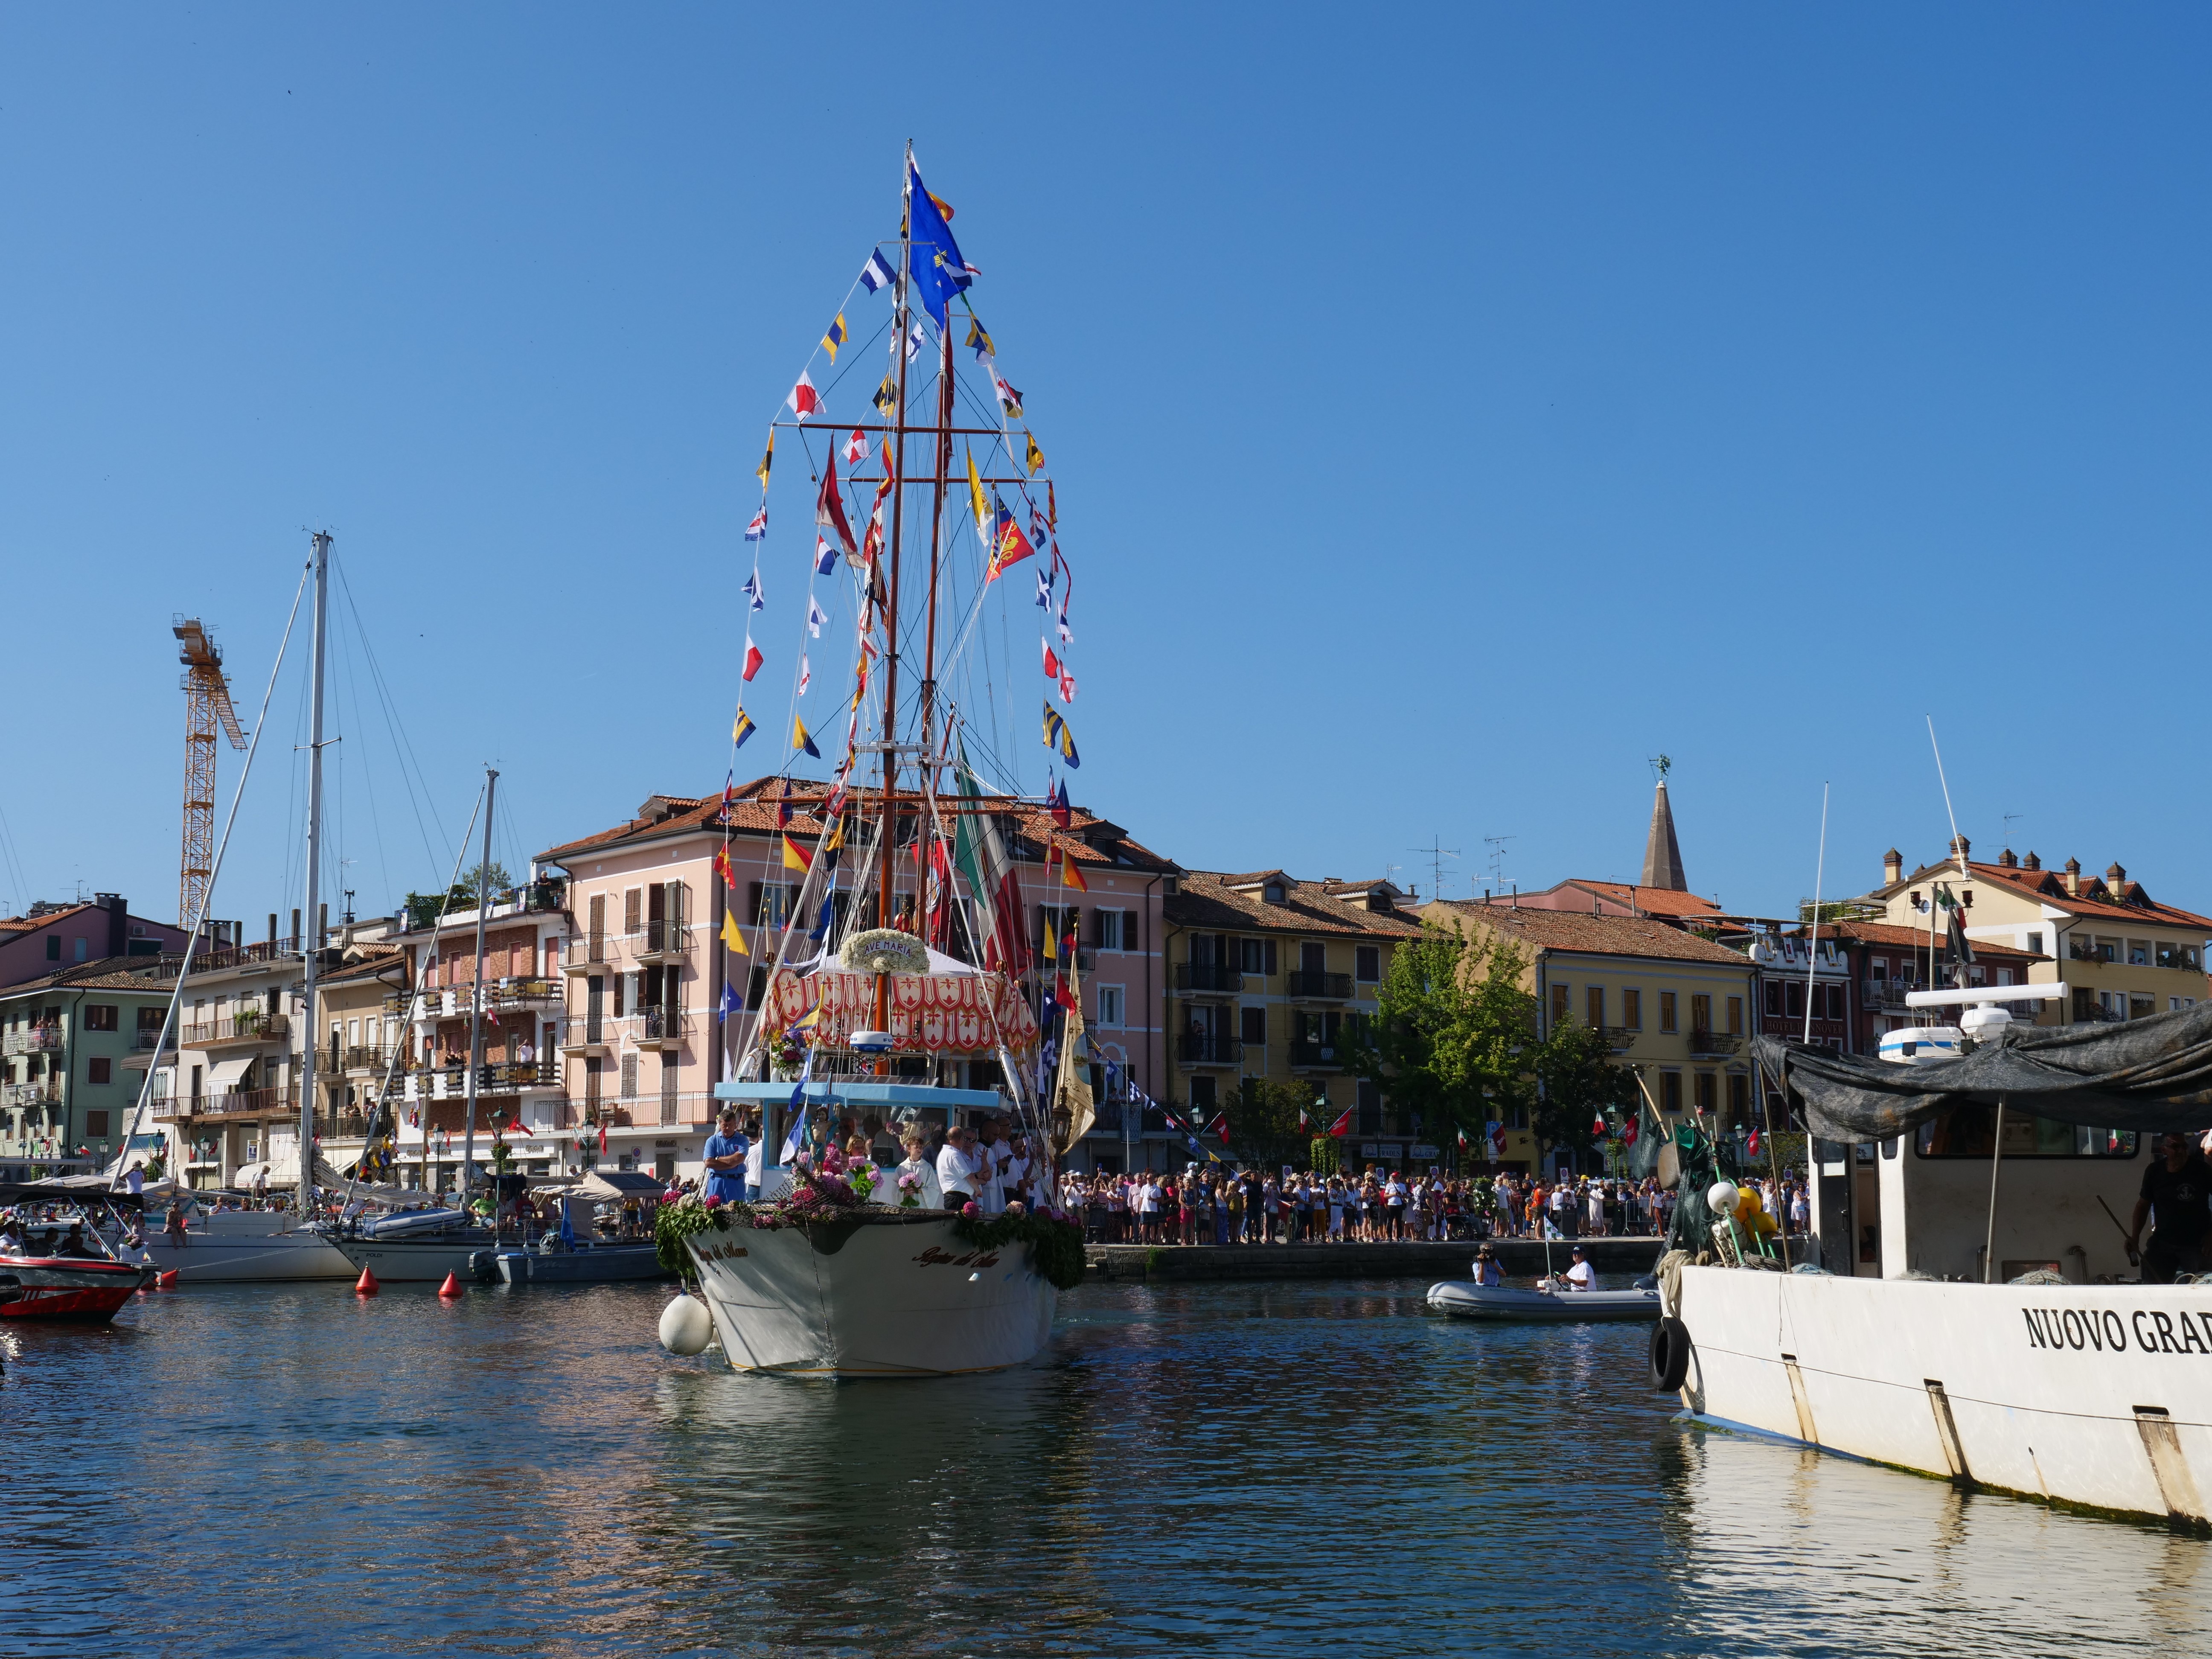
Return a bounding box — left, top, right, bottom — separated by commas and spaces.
2064, 857, 2081, 897
2107, 862, 2127, 891
1949, 834, 1970, 865
98, 893, 126, 958
1998, 848, 2017, 868
2023, 851, 2041, 871
1882, 848, 1903, 885
1641, 778, 1688, 893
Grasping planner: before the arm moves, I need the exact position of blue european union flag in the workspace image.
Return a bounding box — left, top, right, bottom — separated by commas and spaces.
908, 164, 971, 329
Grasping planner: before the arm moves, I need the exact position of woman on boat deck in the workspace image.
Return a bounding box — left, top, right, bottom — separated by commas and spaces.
880, 1126, 941, 1209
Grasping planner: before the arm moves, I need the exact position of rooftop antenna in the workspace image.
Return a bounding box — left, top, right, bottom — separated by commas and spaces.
1482, 835, 1515, 894
2002, 811, 2024, 844
1409, 836, 1459, 901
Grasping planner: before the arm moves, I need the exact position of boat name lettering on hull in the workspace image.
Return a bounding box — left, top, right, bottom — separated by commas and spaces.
2022, 1305, 2212, 1355
912, 1246, 1001, 1270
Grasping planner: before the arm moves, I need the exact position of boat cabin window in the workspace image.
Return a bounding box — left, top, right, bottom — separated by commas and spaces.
1914, 1106, 2139, 1159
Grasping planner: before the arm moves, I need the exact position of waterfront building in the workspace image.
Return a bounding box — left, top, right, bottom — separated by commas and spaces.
0, 958, 176, 1179
1159, 871, 1420, 1169
377, 881, 570, 1186
537, 778, 1174, 1184
0, 895, 186, 988
154, 918, 311, 1189
307, 944, 410, 1181
1857, 838, 2212, 1026
1421, 900, 1761, 1144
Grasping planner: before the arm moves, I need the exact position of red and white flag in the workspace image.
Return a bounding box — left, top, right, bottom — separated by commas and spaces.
1042, 639, 1063, 679
1058, 670, 1077, 704
843, 428, 870, 465
1328, 1105, 1356, 1138
816, 447, 858, 557
1206, 1112, 1231, 1145
1748, 1126, 1763, 1156
742, 634, 764, 682
789, 372, 820, 421
797, 654, 811, 698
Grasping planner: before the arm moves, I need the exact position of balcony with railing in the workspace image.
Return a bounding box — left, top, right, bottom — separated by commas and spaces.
3, 1025, 64, 1056
2, 1081, 62, 1111
1176, 1032, 1242, 1066
1284, 970, 1354, 1000
1593, 1025, 1638, 1053
1688, 1030, 1745, 1056
632, 921, 692, 963
1288, 1039, 1342, 1070
406, 1060, 559, 1102
558, 1017, 611, 1056
623, 1008, 692, 1050
1174, 963, 1243, 992
562, 936, 615, 974
184, 1087, 301, 1120
2069, 940, 2116, 965
336, 1044, 393, 1073
181, 1012, 289, 1050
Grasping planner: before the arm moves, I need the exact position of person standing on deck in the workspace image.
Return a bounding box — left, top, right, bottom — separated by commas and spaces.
2129, 1132, 2212, 1283
701, 1109, 750, 1207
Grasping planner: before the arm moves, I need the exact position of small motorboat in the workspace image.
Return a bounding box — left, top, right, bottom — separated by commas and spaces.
1, 1182, 157, 1320
1427, 1276, 1662, 1323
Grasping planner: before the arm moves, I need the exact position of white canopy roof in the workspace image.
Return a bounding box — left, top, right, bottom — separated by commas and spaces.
206, 1056, 256, 1090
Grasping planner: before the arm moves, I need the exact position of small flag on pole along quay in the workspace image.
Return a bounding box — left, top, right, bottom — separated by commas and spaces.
721, 911, 749, 955
756, 433, 773, 489
815, 536, 838, 576
745, 505, 767, 541
742, 635, 764, 682
792, 716, 821, 758
789, 372, 820, 421
844, 428, 869, 465
1329, 1104, 1355, 1138
732, 708, 757, 748
860, 249, 896, 293
713, 845, 734, 886
718, 982, 741, 1021
820, 314, 847, 362
1748, 1126, 1763, 1157
1025, 431, 1045, 474
873, 375, 896, 418
1207, 1113, 1231, 1145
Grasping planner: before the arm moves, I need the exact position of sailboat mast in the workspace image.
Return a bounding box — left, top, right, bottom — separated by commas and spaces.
462, 765, 498, 1200
873, 147, 917, 1042
299, 531, 330, 1220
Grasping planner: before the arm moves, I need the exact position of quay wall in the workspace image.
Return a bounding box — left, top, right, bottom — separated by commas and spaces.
1083, 1237, 1668, 1282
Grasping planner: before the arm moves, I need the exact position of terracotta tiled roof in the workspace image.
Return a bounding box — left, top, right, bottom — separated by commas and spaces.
1429, 902, 1752, 966
0, 902, 98, 935
1559, 880, 1727, 919
0, 957, 176, 995
1820, 920, 2044, 960
1168, 871, 1423, 939
319, 948, 407, 986
1958, 860, 2212, 931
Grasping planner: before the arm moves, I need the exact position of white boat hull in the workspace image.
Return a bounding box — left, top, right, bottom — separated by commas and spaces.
1428, 1281, 1660, 1321
688, 1212, 1057, 1377
332, 1233, 498, 1283
1674, 1264, 2212, 1523
135, 1232, 355, 1282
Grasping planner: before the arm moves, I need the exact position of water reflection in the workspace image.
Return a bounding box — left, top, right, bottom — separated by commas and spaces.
3, 1280, 2209, 1656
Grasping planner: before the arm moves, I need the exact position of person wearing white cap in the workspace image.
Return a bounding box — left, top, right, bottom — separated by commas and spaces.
1563, 1243, 1596, 1292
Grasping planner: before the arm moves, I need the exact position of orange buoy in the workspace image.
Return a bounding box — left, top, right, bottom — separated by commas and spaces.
437, 1271, 464, 1299
157, 1270, 180, 1291
355, 1267, 380, 1296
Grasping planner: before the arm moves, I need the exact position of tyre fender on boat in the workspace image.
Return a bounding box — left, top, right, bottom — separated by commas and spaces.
1650, 1315, 1691, 1391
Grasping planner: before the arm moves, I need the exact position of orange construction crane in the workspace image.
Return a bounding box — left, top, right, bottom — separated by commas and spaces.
174, 616, 248, 926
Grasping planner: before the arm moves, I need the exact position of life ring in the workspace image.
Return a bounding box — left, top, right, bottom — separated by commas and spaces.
1649, 1316, 1691, 1391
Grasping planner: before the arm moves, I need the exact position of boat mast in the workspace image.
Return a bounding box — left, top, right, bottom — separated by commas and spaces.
462, 765, 498, 1201
299, 532, 331, 1221
873, 146, 917, 1051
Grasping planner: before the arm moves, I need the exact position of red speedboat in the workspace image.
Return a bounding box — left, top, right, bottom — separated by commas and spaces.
0, 1181, 156, 1321
0, 1254, 151, 1320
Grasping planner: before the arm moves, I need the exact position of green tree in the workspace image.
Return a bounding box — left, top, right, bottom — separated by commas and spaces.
1221, 1078, 1315, 1172
1531, 1017, 1641, 1158
454, 860, 513, 903
402, 861, 515, 931
1342, 922, 1539, 1147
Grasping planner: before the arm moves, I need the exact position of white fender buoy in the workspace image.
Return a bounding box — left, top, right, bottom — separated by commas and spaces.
1706, 1180, 1740, 1220
659, 1292, 713, 1356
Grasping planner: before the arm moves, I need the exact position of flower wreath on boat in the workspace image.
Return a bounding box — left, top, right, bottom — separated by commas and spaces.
838, 928, 931, 975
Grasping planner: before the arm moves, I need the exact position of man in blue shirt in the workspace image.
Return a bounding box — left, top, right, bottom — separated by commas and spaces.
701, 1108, 750, 1206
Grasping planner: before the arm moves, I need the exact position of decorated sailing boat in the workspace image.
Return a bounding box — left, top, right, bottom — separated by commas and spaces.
661, 149, 1090, 1377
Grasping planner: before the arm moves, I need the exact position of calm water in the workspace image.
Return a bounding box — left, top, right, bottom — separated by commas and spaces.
6, 1277, 2211, 1656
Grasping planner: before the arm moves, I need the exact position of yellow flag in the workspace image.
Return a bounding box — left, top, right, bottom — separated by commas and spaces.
721, 911, 749, 955
1025, 431, 1045, 475
966, 447, 988, 533
755, 432, 773, 489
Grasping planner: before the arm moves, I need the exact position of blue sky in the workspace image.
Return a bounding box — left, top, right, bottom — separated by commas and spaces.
6, 5, 2212, 929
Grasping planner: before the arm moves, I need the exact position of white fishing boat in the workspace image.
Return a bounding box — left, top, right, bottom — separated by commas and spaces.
1666, 981, 2212, 1524
661, 150, 1093, 1378
133, 1205, 353, 1283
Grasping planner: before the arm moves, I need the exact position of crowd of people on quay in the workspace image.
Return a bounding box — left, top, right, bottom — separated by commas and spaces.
1063, 1165, 1810, 1246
